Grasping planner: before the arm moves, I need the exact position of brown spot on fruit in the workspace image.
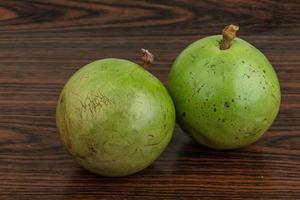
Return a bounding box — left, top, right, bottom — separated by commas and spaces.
81, 91, 111, 117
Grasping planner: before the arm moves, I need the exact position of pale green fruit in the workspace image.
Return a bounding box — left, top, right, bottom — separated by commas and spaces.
57, 58, 175, 176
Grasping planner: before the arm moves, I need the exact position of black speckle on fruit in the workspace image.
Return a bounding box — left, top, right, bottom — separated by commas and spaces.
224, 102, 230, 108
244, 106, 247, 109
235, 136, 239, 140
182, 112, 186, 117
242, 60, 245, 64
263, 70, 266, 73
213, 108, 217, 112
222, 119, 226, 123
231, 99, 234, 102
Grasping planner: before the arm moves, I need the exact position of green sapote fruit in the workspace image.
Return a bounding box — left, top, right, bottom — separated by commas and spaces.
168, 25, 281, 150
56, 49, 175, 176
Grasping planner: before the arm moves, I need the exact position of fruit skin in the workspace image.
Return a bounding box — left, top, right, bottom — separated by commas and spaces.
56, 58, 175, 177
168, 35, 281, 150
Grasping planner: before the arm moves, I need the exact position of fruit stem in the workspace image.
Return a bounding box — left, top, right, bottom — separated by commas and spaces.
220, 24, 239, 50
141, 48, 154, 68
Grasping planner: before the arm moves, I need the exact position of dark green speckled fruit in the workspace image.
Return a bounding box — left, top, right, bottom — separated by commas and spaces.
168, 25, 281, 150
56, 49, 175, 176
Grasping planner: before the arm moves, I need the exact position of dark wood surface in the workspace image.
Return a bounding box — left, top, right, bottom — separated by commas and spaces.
0, 0, 299, 199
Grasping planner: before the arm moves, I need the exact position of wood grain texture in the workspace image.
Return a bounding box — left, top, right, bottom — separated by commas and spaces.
0, 0, 299, 199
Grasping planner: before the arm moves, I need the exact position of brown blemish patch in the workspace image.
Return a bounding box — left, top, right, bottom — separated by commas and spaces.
80, 91, 111, 117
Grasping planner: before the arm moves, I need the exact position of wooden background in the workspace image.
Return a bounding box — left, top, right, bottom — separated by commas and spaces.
0, 0, 299, 199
